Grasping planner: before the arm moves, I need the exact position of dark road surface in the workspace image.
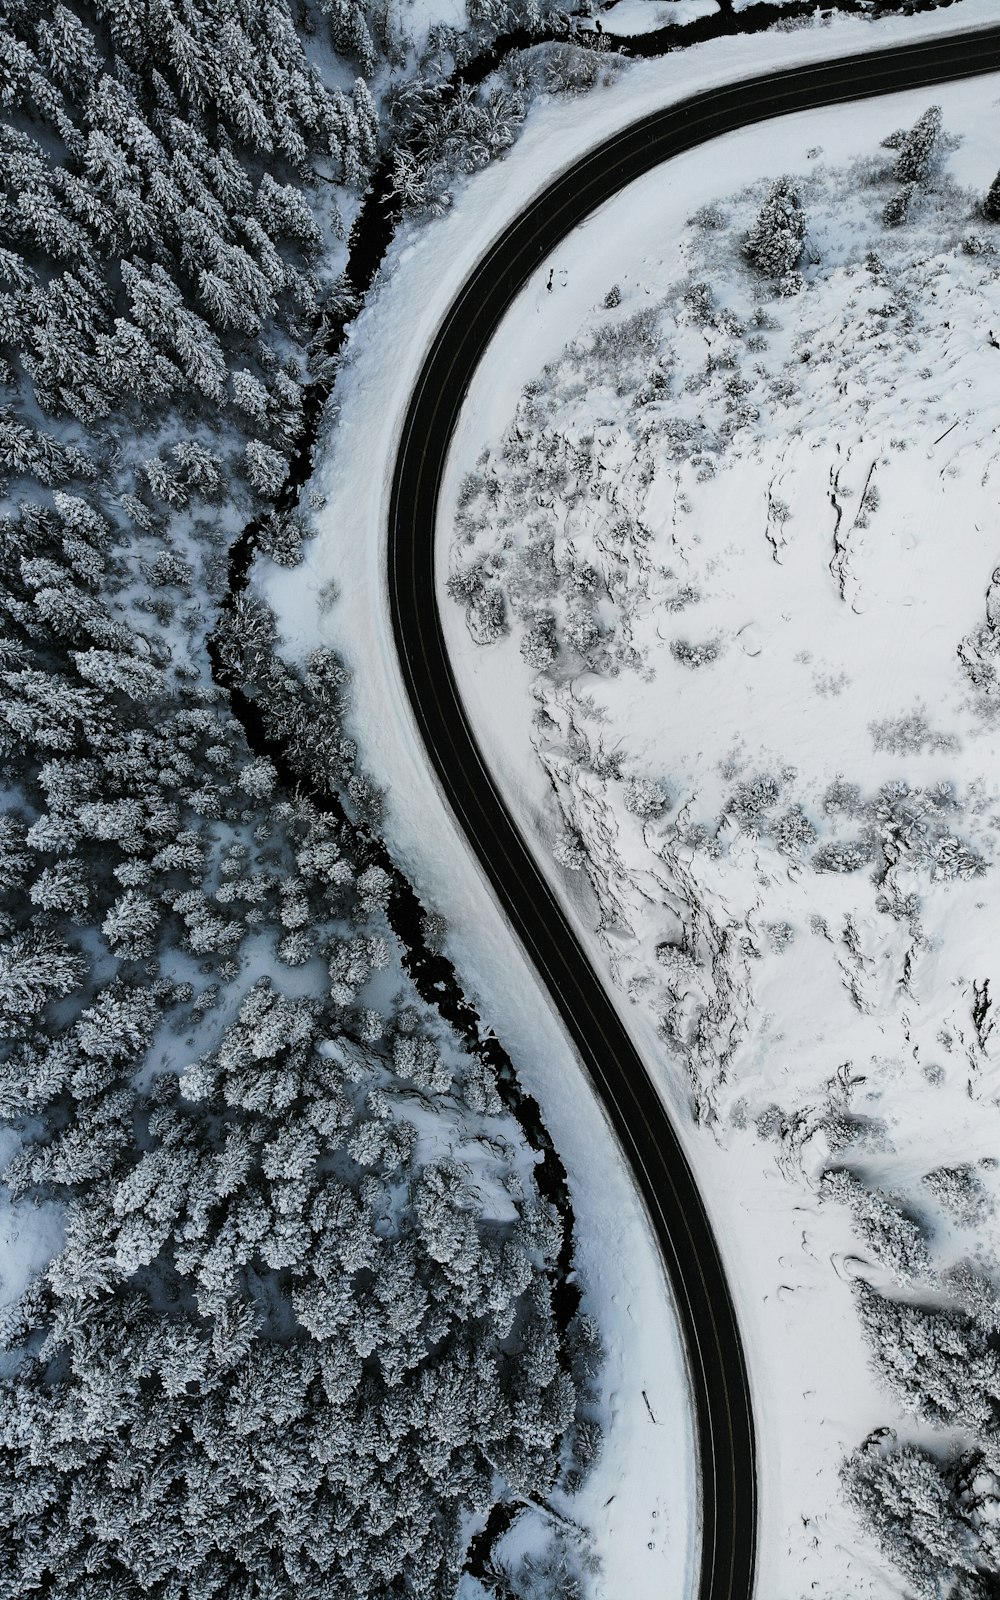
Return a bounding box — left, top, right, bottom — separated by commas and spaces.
388, 27, 1000, 1599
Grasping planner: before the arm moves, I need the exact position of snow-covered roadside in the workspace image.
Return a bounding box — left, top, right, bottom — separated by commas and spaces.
259, 6, 999, 1593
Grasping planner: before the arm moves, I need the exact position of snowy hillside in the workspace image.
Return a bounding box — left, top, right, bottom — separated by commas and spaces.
443, 72, 1000, 1598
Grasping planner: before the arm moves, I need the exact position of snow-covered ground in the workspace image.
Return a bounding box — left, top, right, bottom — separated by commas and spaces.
261, 4, 1000, 1593
584, 0, 717, 35
440, 67, 1000, 1600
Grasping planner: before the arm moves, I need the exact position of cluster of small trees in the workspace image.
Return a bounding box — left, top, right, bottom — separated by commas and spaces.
714, 768, 984, 889
386, 41, 612, 218
827, 1164, 1000, 1597
451, 413, 637, 680
389, 77, 528, 216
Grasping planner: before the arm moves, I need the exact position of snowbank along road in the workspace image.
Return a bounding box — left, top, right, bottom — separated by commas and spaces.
388, 24, 1000, 1600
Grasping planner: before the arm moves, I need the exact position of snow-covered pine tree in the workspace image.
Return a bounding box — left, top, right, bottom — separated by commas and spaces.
883, 186, 914, 229
854, 1280, 1000, 1434
0, 929, 85, 1032
894, 105, 943, 185
742, 177, 806, 283
821, 1168, 932, 1285
841, 1433, 974, 1598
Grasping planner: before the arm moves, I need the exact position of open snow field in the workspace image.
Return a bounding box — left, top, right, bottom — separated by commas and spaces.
263, 5, 1000, 1593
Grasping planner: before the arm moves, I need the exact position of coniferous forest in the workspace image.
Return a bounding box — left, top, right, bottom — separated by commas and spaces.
0, 3, 604, 1594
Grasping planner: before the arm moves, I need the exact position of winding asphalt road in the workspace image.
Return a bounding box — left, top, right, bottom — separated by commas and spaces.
388, 27, 1000, 1600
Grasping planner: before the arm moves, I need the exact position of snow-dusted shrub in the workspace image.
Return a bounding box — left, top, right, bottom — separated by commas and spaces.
655, 941, 700, 984
568, 559, 601, 597
509, 535, 558, 603
446, 561, 480, 604
688, 203, 728, 232
148, 549, 193, 588
623, 776, 669, 820
822, 1112, 888, 1155
588, 307, 659, 368
923, 1164, 990, 1226
502, 1523, 594, 1600
564, 605, 600, 657
822, 778, 862, 815
813, 838, 871, 874
661, 416, 704, 461
725, 772, 781, 837
470, 583, 507, 643
882, 187, 914, 229
670, 637, 719, 669
448, 562, 508, 644
742, 179, 806, 281
554, 830, 587, 872
754, 1104, 784, 1143
777, 270, 804, 297
894, 105, 943, 185
572, 1415, 604, 1474
930, 836, 986, 882
771, 805, 817, 856
870, 708, 958, 756
520, 613, 558, 670
541, 41, 606, 96
682, 281, 716, 326
663, 583, 701, 613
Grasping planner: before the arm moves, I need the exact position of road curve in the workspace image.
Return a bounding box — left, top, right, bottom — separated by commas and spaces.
388, 28, 1000, 1600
